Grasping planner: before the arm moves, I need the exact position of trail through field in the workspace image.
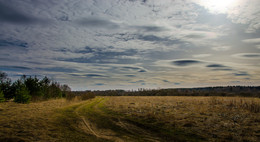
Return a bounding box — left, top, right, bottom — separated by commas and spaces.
72, 97, 161, 142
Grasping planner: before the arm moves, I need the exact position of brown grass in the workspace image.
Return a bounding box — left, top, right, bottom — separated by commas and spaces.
0, 98, 83, 141
104, 96, 260, 142
1, 96, 259, 142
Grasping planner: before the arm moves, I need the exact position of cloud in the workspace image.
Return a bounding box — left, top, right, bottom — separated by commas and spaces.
137, 34, 181, 46
129, 80, 145, 84
172, 59, 203, 66
76, 17, 119, 29
242, 38, 260, 44
0, 39, 28, 48
212, 68, 233, 71
39, 67, 78, 73
233, 72, 250, 76
69, 73, 108, 78
138, 69, 147, 72
163, 80, 169, 83
0, 2, 44, 24
185, 34, 205, 39
206, 64, 227, 68
0, 65, 31, 71
95, 83, 105, 86
122, 66, 140, 70
132, 25, 167, 32
232, 53, 260, 59
125, 75, 136, 77
61, 46, 139, 64
212, 46, 231, 51
193, 54, 211, 58
206, 64, 233, 71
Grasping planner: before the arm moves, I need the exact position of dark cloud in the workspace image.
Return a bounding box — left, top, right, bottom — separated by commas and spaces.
122, 66, 140, 70
95, 83, 105, 86
129, 80, 145, 83
233, 53, 260, 59
69, 73, 107, 78
206, 64, 232, 71
125, 75, 136, 77
138, 35, 167, 42
62, 46, 139, 64
163, 80, 169, 83
77, 17, 119, 29
132, 25, 167, 32
0, 66, 31, 71
138, 69, 147, 72
0, 2, 40, 24
185, 34, 205, 39
120, 66, 147, 73
39, 67, 78, 73
0, 39, 28, 48
85, 74, 108, 78
212, 68, 233, 71
233, 72, 250, 76
137, 34, 181, 46
172, 59, 202, 66
206, 64, 227, 68
243, 54, 260, 58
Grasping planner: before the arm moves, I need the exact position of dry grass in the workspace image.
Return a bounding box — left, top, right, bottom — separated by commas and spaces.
104, 96, 260, 142
1, 96, 259, 141
0, 98, 83, 141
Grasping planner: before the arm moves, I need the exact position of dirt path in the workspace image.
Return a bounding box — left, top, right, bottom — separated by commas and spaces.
72, 97, 161, 142
74, 98, 124, 141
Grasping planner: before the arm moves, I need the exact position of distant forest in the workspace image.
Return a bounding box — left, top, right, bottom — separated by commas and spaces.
91, 86, 260, 97
1, 71, 260, 104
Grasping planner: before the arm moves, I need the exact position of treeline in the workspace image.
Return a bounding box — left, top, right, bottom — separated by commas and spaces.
92, 86, 260, 97
0, 71, 71, 103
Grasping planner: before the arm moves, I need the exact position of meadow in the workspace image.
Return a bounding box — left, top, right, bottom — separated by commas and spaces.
0, 96, 259, 141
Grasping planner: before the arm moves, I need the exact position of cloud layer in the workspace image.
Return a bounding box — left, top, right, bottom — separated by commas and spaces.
0, 0, 260, 90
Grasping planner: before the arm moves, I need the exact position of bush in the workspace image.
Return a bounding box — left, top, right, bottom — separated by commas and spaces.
0, 89, 5, 102
66, 92, 76, 101
80, 92, 95, 100
14, 86, 31, 104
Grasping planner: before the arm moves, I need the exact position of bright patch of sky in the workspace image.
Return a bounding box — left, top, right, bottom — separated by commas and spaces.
0, 0, 259, 90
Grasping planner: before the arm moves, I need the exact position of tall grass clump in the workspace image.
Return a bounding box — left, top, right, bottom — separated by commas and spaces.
227, 99, 260, 113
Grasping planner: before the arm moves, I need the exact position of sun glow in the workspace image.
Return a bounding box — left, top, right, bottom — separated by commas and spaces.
200, 0, 236, 14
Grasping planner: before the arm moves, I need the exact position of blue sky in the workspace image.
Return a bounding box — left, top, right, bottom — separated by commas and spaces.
0, 0, 260, 90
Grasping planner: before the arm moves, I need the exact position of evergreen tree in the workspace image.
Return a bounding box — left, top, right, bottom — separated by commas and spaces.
14, 84, 31, 104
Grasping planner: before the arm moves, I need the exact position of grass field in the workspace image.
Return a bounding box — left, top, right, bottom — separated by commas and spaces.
0, 96, 259, 141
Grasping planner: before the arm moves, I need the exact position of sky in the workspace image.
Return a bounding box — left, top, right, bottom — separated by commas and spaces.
0, 0, 260, 90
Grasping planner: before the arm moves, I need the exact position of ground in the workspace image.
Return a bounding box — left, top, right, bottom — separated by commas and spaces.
0, 96, 259, 142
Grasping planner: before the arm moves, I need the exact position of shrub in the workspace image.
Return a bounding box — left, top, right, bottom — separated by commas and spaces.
0, 89, 5, 102
80, 92, 95, 100
66, 92, 76, 101
14, 86, 31, 104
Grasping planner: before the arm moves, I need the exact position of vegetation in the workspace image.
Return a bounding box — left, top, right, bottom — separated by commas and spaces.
93, 86, 260, 97
0, 71, 259, 141
0, 71, 74, 103
105, 96, 260, 141
14, 84, 31, 104
0, 88, 5, 102
1, 96, 259, 141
